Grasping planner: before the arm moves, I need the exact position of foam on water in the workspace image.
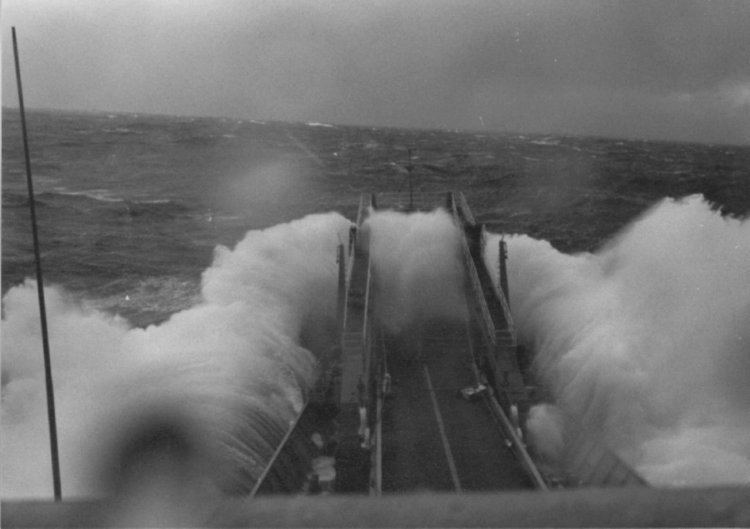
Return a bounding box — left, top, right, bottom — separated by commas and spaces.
1, 212, 351, 498
485, 195, 750, 486
0, 206, 470, 499
52, 188, 126, 203
3, 193, 748, 499
365, 207, 468, 332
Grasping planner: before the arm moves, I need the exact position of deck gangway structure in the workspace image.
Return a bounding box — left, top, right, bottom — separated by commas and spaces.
9, 193, 750, 528
252, 191, 645, 496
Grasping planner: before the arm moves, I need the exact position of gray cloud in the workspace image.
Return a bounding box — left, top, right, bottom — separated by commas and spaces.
3, 0, 749, 144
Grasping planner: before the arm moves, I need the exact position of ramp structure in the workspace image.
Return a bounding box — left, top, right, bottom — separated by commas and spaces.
11, 193, 749, 529
253, 192, 646, 496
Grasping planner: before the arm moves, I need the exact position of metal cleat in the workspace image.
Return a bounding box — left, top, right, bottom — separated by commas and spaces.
458, 383, 488, 401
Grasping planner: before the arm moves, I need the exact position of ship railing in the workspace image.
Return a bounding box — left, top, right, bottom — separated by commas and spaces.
250, 402, 313, 496
368, 330, 385, 496
459, 229, 497, 347
450, 193, 497, 347
254, 194, 376, 497
452, 191, 476, 226
484, 388, 549, 491
355, 193, 370, 227
348, 194, 373, 280
480, 227, 516, 336
361, 258, 373, 377
450, 191, 517, 340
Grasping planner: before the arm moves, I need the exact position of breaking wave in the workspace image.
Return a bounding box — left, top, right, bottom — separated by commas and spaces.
0, 206, 469, 499
1, 212, 351, 498
4, 194, 748, 501
486, 195, 750, 486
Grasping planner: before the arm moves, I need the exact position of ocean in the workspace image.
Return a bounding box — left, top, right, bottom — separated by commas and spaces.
4, 109, 748, 324
2, 108, 750, 497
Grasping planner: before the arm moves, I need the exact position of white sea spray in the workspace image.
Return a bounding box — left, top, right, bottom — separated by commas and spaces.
486, 195, 750, 485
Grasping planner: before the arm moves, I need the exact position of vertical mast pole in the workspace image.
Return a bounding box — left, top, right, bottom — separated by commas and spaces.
499, 237, 510, 309
12, 26, 62, 501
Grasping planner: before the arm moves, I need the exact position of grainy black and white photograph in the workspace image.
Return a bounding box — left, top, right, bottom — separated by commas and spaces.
2, 0, 749, 526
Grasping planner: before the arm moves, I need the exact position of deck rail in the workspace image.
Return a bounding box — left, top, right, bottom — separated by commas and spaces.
238, 191, 645, 499
480, 228, 516, 337
459, 230, 498, 346
450, 193, 498, 347
250, 405, 312, 496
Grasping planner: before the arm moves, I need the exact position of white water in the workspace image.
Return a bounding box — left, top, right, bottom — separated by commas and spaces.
3, 196, 748, 501
1, 212, 351, 498
486, 195, 750, 486
365, 207, 468, 332
0, 206, 468, 500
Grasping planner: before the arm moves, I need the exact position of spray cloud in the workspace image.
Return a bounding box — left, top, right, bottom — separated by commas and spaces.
1, 206, 471, 499
486, 196, 750, 486
364, 207, 468, 332
1, 212, 352, 498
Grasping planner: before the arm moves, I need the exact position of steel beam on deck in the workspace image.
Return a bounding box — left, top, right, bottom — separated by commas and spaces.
449, 193, 528, 412
335, 194, 377, 493
253, 196, 376, 496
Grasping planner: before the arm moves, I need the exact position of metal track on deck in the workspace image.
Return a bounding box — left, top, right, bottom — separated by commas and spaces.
252, 191, 646, 497
252, 195, 375, 496
379, 322, 536, 493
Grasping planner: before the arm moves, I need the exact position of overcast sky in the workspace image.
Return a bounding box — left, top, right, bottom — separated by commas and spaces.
2, 0, 749, 144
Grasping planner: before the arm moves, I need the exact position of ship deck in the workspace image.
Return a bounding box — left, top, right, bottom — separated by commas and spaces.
381, 321, 532, 492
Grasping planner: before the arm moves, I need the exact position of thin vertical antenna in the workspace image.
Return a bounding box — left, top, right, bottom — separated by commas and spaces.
12, 26, 62, 501
499, 237, 509, 310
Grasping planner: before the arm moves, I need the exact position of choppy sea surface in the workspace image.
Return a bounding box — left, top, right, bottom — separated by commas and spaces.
2, 109, 750, 499
4, 109, 749, 326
